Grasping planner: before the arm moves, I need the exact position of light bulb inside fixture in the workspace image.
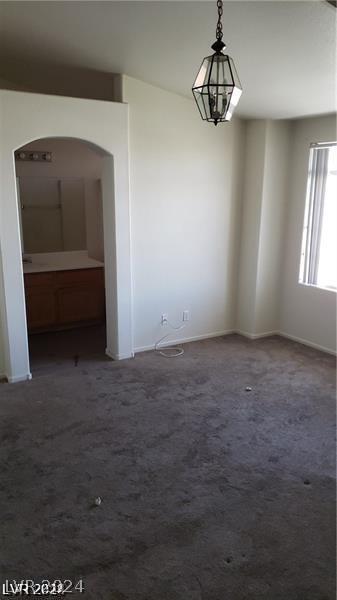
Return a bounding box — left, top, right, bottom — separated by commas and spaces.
209, 90, 227, 124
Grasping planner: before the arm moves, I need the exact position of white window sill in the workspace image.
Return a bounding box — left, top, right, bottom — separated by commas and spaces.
298, 281, 337, 293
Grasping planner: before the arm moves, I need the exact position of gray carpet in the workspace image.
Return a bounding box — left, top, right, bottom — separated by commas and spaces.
0, 334, 335, 600
27, 324, 108, 377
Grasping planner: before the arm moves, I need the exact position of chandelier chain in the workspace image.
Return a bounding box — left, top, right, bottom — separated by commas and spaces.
216, 0, 223, 40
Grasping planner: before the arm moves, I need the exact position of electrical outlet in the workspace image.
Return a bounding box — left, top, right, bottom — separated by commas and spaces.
161, 313, 168, 325
183, 310, 189, 322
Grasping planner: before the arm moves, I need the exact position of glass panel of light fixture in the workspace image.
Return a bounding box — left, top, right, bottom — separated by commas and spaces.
225, 89, 237, 121
228, 57, 242, 89
194, 57, 212, 88
223, 58, 235, 86
194, 90, 207, 119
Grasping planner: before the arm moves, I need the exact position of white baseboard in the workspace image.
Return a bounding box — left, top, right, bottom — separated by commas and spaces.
105, 348, 134, 361
236, 329, 336, 356
235, 329, 279, 340
135, 328, 336, 358
7, 372, 32, 384
134, 329, 235, 354
278, 331, 336, 356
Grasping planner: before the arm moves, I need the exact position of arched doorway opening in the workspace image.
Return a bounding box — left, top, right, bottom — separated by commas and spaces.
0, 91, 133, 383
15, 137, 110, 375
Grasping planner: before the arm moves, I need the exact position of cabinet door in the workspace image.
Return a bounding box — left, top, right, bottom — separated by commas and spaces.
25, 288, 57, 330
56, 285, 105, 324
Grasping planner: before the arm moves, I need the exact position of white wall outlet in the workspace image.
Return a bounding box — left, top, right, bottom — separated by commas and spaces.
183, 310, 189, 322
161, 313, 168, 325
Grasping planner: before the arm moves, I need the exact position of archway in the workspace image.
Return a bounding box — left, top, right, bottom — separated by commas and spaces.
0, 90, 133, 382
15, 137, 114, 375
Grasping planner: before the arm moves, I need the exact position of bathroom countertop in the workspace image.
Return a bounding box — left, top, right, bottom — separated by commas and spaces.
23, 251, 104, 274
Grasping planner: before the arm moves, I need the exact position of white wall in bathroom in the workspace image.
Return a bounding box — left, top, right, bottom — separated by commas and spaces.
16, 138, 104, 260
16, 138, 104, 179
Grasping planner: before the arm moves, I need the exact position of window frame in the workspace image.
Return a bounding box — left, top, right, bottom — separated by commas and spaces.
299, 141, 337, 293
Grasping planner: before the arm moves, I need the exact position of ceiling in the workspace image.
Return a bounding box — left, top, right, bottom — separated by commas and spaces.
0, 1, 336, 119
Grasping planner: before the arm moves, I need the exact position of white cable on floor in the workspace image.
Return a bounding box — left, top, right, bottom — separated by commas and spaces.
155, 320, 185, 358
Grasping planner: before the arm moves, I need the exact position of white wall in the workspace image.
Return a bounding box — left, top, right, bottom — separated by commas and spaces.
16, 138, 104, 259
84, 180, 104, 261
238, 114, 336, 353
236, 120, 267, 334
0, 249, 6, 377
280, 114, 337, 353
255, 120, 291, 333
122, 75, 246, 351
236, 119, 291, 337
0, 321, 5, 376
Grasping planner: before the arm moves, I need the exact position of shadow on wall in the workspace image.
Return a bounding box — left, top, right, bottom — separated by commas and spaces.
0, 57, 122, 102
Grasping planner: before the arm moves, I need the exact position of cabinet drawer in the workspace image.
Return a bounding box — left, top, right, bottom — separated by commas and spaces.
24, 272, 54, 288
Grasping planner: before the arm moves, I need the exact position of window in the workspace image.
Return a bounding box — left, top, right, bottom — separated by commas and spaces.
299, 142, 337, 291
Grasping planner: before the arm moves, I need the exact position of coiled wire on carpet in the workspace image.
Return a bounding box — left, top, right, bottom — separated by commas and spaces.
155, 319, 185, 358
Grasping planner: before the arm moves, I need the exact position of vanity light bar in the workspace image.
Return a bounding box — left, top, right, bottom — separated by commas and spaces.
15, 151, 52, 162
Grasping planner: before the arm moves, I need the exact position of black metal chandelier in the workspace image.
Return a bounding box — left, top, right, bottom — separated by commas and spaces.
192, 0, 242, 125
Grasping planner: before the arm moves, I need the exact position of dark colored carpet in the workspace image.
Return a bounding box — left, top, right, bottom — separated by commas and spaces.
0, 334, 335, 600
27, 324, 108, 377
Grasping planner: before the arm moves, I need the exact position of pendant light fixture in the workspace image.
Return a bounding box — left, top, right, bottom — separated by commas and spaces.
192, 0, 242, 125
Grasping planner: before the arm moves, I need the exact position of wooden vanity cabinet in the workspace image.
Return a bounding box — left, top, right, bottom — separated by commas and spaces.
24, 268, 105, 333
